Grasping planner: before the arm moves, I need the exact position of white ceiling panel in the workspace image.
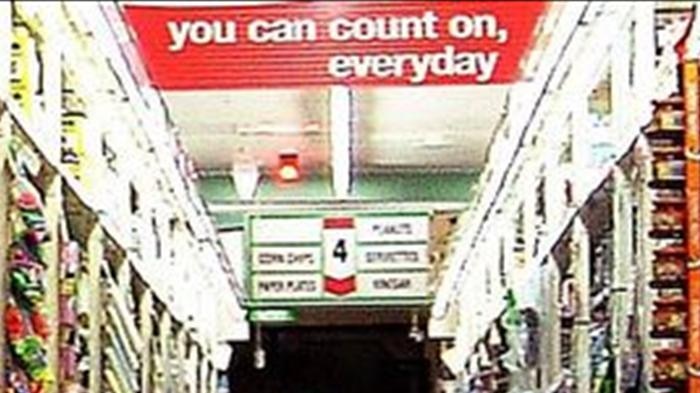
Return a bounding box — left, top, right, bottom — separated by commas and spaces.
165, 85, 508, 173
356, 85, 507, 168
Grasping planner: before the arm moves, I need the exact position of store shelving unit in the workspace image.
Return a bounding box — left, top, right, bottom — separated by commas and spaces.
0, 3, 240, 393
644, 95, 690, 390
102, 258, 142, 393
681, 57, 700, 393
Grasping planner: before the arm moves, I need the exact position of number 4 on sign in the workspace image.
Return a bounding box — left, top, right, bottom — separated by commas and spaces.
333, 239, 348, 263
323, 217, 356, 296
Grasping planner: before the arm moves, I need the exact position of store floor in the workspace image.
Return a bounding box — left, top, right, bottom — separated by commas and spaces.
228, 326, 433, 393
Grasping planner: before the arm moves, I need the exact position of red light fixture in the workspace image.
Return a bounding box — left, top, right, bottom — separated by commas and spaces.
277, 150, 300, 182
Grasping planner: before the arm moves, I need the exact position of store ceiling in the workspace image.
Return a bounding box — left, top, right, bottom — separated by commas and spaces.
167, 84, 508, 173
121, 1, 528, 175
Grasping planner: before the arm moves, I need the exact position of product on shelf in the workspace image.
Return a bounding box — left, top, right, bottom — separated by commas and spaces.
648, 138, 685, 155
652, 356, 687, 383
58, 239, 83, 391
4, 149, 53, 392
645, 94, 690, 390
653, 160, 686, 180
653, 257, 686, 282
655, 107, 685, 130
652, 207, 686, 230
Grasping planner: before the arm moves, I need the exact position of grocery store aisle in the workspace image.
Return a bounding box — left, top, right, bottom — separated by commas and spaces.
4, 1, 700, 393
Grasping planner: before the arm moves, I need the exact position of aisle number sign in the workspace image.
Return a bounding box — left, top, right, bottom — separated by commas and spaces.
323, 217, 357, 296
247, 213, 430, 304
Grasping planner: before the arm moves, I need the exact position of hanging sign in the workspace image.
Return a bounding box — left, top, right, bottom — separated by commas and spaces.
252, 274, 323, 300
358, 243, 429, 271
252, 247, 321, 273
357, 215, 429, 243
123, 2, 545, 89
251, 217, 322, 244
248, 213, 430, 303
323, 217, 357, 296
357, 272, 429, 298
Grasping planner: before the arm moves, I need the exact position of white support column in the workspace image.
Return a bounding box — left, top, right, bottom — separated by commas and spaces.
541, 255, 562, 388
44, 175, 61, 393
636, 140, 655, 392
87, 227, 104, 393
572, 217, 591, 393
160, 312, 174, 392
329, 86, 352, 198
612, 167, 633, 393
140, 289, 154, 393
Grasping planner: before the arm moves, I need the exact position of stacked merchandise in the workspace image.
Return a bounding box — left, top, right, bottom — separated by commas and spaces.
589, 231, 614, 393
4, 141, 52, 393
645, 95, 689, 390
559, 273, 576, 390
57, 237, 86, 393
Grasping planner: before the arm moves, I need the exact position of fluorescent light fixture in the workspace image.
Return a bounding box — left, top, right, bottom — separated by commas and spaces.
279, 165, 299, 182
231, 163, 260, 199
330, 86, 352, 197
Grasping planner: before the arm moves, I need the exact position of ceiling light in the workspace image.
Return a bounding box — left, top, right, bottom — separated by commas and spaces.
253, 324, 266, 370
277, 150, 300, 182
279, 165, 299, 182
409, 312, 425, 343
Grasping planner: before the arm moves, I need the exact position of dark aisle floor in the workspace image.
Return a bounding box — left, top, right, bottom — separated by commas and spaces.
228, 326, 432, 393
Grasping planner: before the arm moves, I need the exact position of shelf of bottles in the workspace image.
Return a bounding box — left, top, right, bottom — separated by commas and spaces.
645, 95, 689, 390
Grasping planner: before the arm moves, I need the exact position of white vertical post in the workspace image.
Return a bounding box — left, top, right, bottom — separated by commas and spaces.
140, 289, 154, 393
329, 86, 352, 198
612, 168, 633, 393
541, 256, 562, 388
44, 176, 61, 393
572, 217, 591, 393
636, 140, 655, 392
87, 227, 104, 393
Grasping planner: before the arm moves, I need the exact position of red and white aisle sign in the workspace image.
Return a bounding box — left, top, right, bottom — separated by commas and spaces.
123, 1, 546, 89
323, 217, 356, 296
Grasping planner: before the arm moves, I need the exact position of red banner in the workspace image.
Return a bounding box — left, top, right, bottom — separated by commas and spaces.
123, 1, 546, 89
